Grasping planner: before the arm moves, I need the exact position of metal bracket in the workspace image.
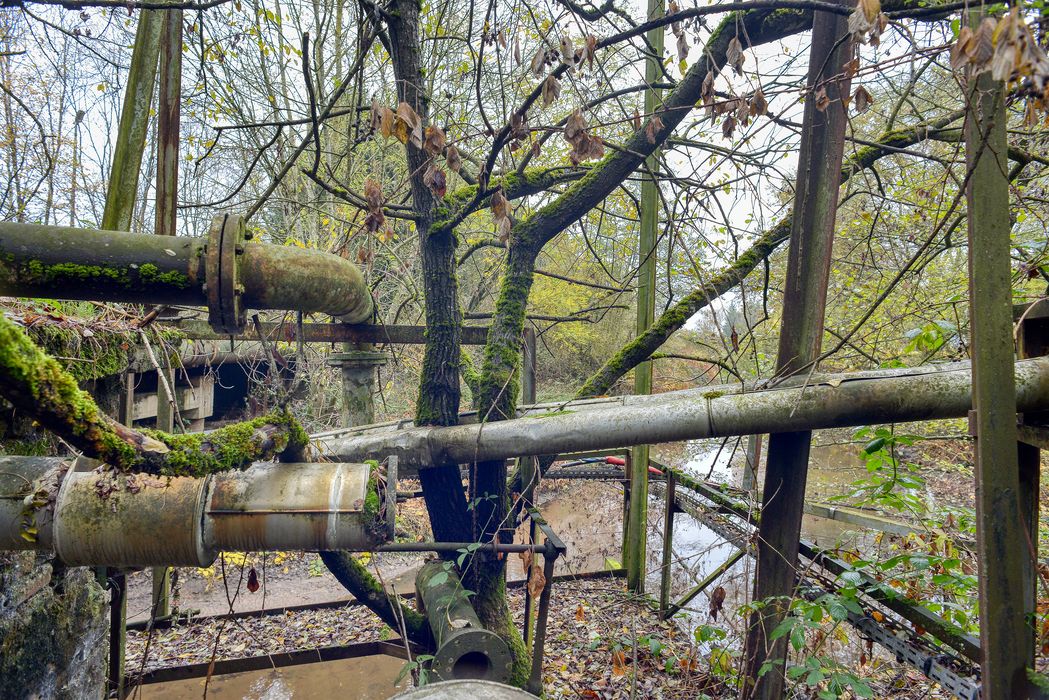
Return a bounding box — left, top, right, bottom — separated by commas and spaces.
204, 214, 248, 334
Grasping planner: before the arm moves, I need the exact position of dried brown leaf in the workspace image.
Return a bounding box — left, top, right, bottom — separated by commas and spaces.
527, 563, 545, 599
423, 125, 447, 155
423, 163, 447, 198
542, 75, 561, 107
530, 48, 546, 78
721, 115, 737, 139
709, 585, 726, 620
813, 86, 830, 112
363, 178, 384, 211
644, 115, 664, 144
445, 145, 462, 173
749, 88, 767, 117
853, 85, 873, 114
726, 36, 745, 75
491, 187, 509, 221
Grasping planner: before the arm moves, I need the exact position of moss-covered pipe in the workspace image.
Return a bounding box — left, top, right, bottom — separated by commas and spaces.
0, 222, 373, 323
415, 561, 513, 683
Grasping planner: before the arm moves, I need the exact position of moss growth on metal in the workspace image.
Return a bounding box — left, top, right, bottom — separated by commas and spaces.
702, 390, 727, 400
13, 259, 191, 292
363, 459, 382, 522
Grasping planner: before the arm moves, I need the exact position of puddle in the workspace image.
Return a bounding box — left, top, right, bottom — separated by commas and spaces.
133, 655, 408, 699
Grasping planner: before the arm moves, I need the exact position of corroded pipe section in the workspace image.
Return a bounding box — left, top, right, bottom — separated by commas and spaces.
0, 460, 390, 566
326, 357, 1049, 471
0, 219, 373, 327
415, 561, 513, 684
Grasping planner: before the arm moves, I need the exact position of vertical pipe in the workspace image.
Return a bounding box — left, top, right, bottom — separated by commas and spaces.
965, 26, 1027, 694
742, 434, 761, 492
659, 472, 676, 619
741, 4, 851, 696
151, 9, 181, 616
519, 327, 539, 647
626, 0, 665, 594
101, 11, 163, 232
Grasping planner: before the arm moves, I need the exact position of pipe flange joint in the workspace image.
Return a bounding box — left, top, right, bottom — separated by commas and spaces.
326, 350, 389, 369
205, 214, 247, 334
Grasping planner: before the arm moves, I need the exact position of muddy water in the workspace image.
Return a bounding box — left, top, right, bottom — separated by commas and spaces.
136, 656, 408, 699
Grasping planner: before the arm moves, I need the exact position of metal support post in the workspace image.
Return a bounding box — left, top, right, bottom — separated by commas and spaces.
743, 434, 761, 492
659, 471, 676, 619
964, 9, 1028, 695
107, 570, 127, 699
626, 0, 664, 595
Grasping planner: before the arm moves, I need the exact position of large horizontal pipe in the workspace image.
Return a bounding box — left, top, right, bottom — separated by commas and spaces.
0, 459, 391, 566
0, 220, 372, 325
313, 359, 983, 442
324, 357, 1049, 471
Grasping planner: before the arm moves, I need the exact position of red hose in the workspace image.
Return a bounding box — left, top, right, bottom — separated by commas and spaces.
604, 455, 663, 476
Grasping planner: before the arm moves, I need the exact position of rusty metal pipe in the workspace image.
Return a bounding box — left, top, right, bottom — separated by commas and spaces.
0, 219, 372, 328
0, 459, 390, 567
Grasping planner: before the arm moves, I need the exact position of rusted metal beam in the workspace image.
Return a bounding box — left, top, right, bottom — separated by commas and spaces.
964, 10, 1029, 696
168, 319, 491, 345
741, 1, 853, 694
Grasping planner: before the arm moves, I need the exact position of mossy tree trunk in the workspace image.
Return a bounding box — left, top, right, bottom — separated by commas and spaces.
0, 314, 308, 476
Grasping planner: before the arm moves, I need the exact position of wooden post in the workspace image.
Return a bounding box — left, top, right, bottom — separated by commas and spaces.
966, 34, 1030, 693
659, 472, 676, 619
626, 0, 665, 595
741, 4, 852, 696
152, 366, 175, 619
743, 434, 761, 492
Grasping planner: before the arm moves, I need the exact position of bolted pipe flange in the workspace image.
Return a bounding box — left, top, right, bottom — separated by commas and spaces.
325, 350, 389, 370
205, 213, 247, 334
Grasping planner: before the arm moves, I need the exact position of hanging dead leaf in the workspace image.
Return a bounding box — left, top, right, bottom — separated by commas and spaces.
701, 70, 715, 104
726, 36, 745, 74
858, 0, 880, 24
584, 34, 597, 69
513, 34, 521, 65
363, 178, 384, 211
709, 585, 726, 620
519, 548, 533, 572
491, 187, 508, 221
423, 163, 447, 197
530, 48, 546, 78
749, 88, 767, 117
247, 567, 259, 593
445, 145, 462, 172
632, 108, 642, 131
541, 75, 561, 107
645, 115, 664, 144
560, 36, 574, 65
379, 105, 395, 140
853, 85, 873, 114
423, 125, 447, 155
676, 33, 688, 64
967, 17, 996, 67
564, 108, 587, 142
730, 327, 739, 352
369, 98, 382, 132
395, 101, 423, 147
527, 563, 546, 599
721, 115, 737, 139
813, 86, 830, 112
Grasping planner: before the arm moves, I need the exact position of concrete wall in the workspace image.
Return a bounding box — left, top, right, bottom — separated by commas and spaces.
0, 553, 108, 698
